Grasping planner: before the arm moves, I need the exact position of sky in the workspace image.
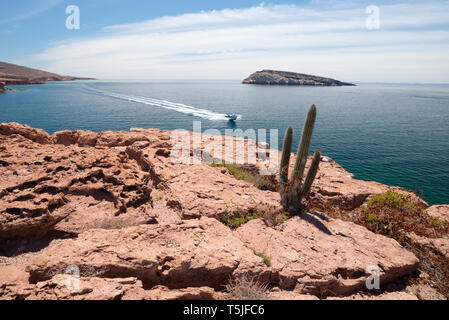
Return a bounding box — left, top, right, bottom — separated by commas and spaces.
1, 0, 449, 82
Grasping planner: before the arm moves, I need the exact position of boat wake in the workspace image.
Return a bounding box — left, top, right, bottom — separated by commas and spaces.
85, 86, 240, 121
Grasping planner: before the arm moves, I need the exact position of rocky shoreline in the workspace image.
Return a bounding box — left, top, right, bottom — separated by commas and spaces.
0, 61, 94, 92
0, 123, 448, 300
0, 76, 94, 91
243, 70, 355, 86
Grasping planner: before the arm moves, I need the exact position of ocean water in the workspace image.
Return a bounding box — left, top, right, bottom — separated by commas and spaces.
1, 80, 448, 205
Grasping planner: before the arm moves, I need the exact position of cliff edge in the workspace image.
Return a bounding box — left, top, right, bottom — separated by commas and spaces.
0, 123, 447, 300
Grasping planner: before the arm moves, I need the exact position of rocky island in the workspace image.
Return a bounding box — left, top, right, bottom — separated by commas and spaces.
0, 122, 448, 300
0, 61, 94, 91
243, 70, 355, 86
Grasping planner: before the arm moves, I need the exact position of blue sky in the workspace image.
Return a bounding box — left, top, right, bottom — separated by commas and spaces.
1, 0, 270, 61
1, 0, 449, 82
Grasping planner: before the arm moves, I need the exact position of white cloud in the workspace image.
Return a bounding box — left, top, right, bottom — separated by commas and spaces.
34, 1, 449, 82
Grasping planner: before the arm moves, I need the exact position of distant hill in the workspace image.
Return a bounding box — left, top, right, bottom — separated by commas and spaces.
0, 61, 94, 90
243, 70, 355, 86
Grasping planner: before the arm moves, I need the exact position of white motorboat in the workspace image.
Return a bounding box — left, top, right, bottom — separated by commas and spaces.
225, 113, 238, 121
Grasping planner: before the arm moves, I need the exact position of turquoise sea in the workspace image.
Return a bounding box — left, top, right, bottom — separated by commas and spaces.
1, 80, 448, 205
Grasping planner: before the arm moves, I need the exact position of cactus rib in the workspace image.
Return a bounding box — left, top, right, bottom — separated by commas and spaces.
300, 150, 321, 199
279, 105, 320, 214
280, 127, 293, 207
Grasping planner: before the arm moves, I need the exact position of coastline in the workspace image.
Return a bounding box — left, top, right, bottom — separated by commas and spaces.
0, 122, 444, 208
0, 61, 95, 92
0, 77, 96, 91
1, 80, 447, 206
1, 122, 448, 300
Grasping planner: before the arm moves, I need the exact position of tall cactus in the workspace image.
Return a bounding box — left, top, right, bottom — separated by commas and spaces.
280, 104, 321, 214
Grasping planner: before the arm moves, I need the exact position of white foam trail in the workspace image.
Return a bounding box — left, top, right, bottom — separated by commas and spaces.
85, 86, 240, 121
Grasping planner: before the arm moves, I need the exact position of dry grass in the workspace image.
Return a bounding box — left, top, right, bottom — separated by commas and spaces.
253, 250, 272, 267
210, 162, 279, 191
226, 274, 270, 300
255, 204, 289, 227
219, 204, 289, 229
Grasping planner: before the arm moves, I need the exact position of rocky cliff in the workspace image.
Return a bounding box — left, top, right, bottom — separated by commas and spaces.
243, 70, 355, 86
0, 123, 447, 300
0, 61, 94, 89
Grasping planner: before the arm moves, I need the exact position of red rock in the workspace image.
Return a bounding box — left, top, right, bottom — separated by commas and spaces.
426, 205, 449, 222
0, 123, 444, 300
25, 218, 268, 290
0, 275, 145, 300
327, 292, 419, 300
235, 217, 419, 296
408, 233, 449, 260
128, 285, 226, 300
0, 130, 157, 239
51, 130, 82, 146
0, 123, 51, 144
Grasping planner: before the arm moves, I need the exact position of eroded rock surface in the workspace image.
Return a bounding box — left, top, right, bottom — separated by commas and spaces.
236, 217, 418, 296
426, 205, 449, 223
25, 218, 267, 289
0, 130, 157, 239
0, 123, 443, 300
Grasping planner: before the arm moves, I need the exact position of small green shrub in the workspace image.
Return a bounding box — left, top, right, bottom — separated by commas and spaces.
211, 162, 250, 180
220, 204, 290, 229
367, 214, 378, 223
211, 162, 279, 191
253, 250, 272, 267
432, 220, 442, 228
221, 210, 261, 229
367, 190, 424, 212
368, 190, 407, 208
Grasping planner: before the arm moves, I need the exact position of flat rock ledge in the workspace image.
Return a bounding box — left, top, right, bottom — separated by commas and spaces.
0, 122, 442, 300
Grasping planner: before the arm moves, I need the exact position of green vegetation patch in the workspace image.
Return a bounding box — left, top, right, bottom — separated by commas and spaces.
367, 190, 423, 212
220, 204, 290, 230
253, 250, 272, 267
362, 190, 445, 237
210, 162, 279, 191
221, 210, 261, 229
432, 220, 442, 228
